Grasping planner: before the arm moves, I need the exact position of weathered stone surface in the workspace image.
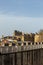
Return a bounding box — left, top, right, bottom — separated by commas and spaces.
0, 46, 43, 65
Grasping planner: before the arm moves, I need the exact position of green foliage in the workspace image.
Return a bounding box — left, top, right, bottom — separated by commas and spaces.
14, 30, 22, 35
39, 29, 43, 34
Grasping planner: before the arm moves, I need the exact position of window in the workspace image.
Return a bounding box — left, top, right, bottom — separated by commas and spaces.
42, 42, 43, 44
39, 42, 40, 44
28, 43, 30, 45
36, 42, 37, 45
5, 43, 9, 46
12, 43, 16, 46
24, 43, 26, 45
32, 42, 34, 45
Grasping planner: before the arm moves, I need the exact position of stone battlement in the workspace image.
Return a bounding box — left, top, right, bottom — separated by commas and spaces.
0, 42, 43, 54
0, 42, 43, 65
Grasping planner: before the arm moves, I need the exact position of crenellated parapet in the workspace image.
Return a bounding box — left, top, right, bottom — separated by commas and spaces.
0, 42, 43, 54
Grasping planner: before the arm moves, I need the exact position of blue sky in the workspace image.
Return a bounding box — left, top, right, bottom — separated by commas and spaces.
0, 0, 43, 37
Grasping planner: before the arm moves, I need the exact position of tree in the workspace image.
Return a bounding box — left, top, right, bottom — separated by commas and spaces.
39, 29, 43, 35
